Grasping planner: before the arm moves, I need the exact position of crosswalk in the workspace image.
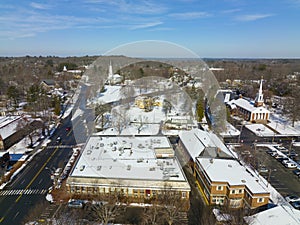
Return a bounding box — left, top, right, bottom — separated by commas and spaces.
0, 189, 47, 196
46, 145, 76, 149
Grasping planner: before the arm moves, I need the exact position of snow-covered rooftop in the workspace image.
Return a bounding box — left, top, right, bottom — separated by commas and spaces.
70, 135, 187, 182
245, 123, 275, 137
197, 158, 269, 194
0, 116, 21, 140
228, 98, 270, 113
179, 129, 234, 160
245, 204, 300, 225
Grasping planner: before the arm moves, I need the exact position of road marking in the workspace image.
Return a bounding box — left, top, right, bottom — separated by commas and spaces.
15, 144, 61, 203
13, 211, 19, 220
0, 189, 47, 196
46, 145, 76, 149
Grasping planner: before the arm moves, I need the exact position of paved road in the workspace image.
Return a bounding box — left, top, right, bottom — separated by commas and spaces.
0, 116, 76, 225
0, 84, 92, 225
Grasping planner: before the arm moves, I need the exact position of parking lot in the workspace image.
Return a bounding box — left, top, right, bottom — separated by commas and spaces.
255, 145, 300, 197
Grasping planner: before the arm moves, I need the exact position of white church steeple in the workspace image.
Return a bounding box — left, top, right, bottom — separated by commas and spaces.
108, 60, 113, 78
254, 77, 264, 107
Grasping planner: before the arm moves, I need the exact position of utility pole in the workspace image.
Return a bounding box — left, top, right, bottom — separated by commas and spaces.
237, 124, 244, 143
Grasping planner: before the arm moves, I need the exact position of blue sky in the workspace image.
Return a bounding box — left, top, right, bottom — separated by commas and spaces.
0, 0, 300, 58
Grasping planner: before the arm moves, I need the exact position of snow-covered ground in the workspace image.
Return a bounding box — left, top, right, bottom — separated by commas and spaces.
220, 121, 240, 138
94, 85, 123, 104
245, 112, 300, 137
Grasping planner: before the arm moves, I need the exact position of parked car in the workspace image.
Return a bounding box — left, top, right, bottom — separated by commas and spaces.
288, 152, 299, 158
274, 154, 285, 159
267, 150, 276, 155
68, 199, 84, 208
292, 169, 300, 176
284, 162, 297, 169
285, 195, 300, 203
280, 159, 290, 165
277, 157, 289, 163
275, 146, 289, 153
258, 166, 269, 173
290, 200, 300, 210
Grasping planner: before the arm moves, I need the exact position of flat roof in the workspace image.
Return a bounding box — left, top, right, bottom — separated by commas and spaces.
196, 158, 269, 194
246, 204, 300, 225
70, 135, 188, 182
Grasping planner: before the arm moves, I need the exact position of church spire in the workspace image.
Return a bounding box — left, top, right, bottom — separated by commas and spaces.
254, 77, 264, 107
108, 60, 113, 78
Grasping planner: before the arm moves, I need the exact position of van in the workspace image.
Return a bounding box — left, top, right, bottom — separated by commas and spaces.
284, 162, 297, 169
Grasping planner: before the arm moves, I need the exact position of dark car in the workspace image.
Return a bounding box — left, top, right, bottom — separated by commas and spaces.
291, 200, 300, 210
293, 169, 300, 176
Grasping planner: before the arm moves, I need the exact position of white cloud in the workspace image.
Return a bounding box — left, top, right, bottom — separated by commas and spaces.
236, 14, 274, 21
85, 0, 168, 15
129, 21, 163, 30
0, 10, 112, 39
169, 11, 211, 20
30, 2, 52, 10
222, 8, 241, 14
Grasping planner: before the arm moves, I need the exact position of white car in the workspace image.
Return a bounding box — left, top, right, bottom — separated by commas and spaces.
285, 195, 300, 203
258, 166, 269, 173
284, 162, 297, 168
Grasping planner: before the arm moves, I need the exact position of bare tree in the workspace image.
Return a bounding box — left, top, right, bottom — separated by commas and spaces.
15, 117, 42, 147
283, 86, 300, 127
160, 184, 188, 225
120, 85, 135, 109
137, 115, 148, 134
143, 201, 163, 225
94, 102, 111, 130
111, 107, 129, 134
85, 198, 121, 225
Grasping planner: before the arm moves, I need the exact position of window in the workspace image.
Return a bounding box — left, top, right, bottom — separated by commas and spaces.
145, 190, 151, 197
133, 189, 139, 197
212, 197, 216, 203
257, 198, 264, 203
245, 192, 250, 199
182, 192, 187, 198
231, 190, 235, 194
239, 189, 243, 194
217, 186, 223, 191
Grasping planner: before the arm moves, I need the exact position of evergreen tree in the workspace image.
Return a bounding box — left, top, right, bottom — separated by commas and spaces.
196, 98, 204, 122
7, 85, 20, 107
54, 96, 61, 116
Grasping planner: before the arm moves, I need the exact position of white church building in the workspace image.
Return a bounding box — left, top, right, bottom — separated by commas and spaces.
107, 61, 123, 85
227, 79, 270, 124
